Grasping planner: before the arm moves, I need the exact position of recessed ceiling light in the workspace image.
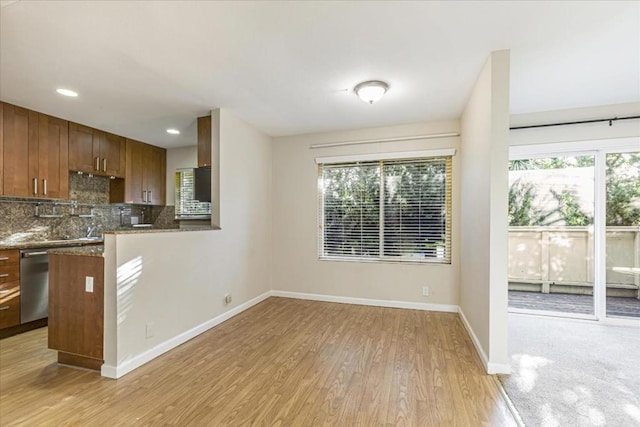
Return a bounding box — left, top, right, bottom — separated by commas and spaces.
354, 80, 389, 104
166, 129, 180, 135
56, 88, 78, 97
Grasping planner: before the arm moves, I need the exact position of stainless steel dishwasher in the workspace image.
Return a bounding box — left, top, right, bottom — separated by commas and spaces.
19, 246, 83, 323
20, 248, 50, 323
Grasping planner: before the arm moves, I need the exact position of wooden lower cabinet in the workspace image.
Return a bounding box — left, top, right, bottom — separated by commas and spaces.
0, 249, 20, 329
48, 253, 103, 368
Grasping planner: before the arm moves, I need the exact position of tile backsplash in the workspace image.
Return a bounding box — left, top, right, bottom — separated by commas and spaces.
0, 174, 177, 243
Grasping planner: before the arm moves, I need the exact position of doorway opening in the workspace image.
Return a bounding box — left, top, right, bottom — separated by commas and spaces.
508, 140, 640, 322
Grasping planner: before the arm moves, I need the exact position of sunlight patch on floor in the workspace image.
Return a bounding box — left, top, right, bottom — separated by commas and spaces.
513, 353, 551, 393
624, 404, 640, 423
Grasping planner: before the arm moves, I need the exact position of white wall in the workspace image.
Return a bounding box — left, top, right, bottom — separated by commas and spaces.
459, 50, 510, 374
165, 146, 198, 205
272, 120, 460, 307
103, 108, 272, 377
510, 102, 640, 146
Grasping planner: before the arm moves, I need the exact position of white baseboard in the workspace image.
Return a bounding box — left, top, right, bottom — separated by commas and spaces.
487, 362, 511, 375
270, 290, 459, 313
458, 308, 511, 375
101, 291, 272, 379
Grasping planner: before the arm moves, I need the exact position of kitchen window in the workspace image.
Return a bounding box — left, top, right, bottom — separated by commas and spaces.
175, 168, 212, 219
317, 150, 453, 264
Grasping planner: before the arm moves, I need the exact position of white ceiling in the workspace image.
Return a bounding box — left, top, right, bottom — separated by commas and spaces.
1, 1, 638, 148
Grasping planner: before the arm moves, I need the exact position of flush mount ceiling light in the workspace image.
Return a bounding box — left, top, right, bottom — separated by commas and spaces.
166, 129, 180, 135
354, 80, 389, 104
56, 88, 78, 97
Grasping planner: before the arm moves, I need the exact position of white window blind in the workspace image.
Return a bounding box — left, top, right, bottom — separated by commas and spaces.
175, 169, 212, 218
318, 156, 452, 263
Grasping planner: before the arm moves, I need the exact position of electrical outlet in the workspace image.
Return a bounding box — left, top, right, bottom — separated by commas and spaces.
224, 294, 232, 305
422, 286, 430, 297
145, 322, 155, 339
85, 276, 94, 293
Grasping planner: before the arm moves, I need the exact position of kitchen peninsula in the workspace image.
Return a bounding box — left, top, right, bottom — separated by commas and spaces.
46, 226, 216, 373
48, 245, 105, 370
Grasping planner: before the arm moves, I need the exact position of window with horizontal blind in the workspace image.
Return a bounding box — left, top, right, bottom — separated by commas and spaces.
318, 154, 452, 263
175, 168, 212, 219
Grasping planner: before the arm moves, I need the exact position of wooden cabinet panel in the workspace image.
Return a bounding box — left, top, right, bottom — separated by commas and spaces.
100, 132, 125, 178
48, 254, 103, 361
0, 264, 19, 284
144, 145, 165, 205
124, 138, 165, 205
2, 103, 36, 197
124, 138, 145, 204
197, 115, 212, 167
69, 122, 99, 174
2, 104, 68, 199
37, 114, 69, 199
0, 102, 3, 196
0, 249, 19, 266
69, 123, 125, 178
0, 281, 20, 330
0, 249, 20, 330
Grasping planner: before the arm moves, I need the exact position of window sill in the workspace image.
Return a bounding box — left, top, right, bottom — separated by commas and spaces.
318, 256, 451, 265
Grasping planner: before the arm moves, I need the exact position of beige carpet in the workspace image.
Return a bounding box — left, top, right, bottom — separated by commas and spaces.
500, 314, 640, 427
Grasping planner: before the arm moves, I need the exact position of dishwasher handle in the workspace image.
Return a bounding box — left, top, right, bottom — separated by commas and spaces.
21, 251, 49, 258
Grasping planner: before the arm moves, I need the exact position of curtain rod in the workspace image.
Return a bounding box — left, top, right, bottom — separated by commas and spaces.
510, 115, 640, 131
309, 132, 460, 149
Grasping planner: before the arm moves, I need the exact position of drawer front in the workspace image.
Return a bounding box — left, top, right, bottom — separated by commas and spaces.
0, 250, 19, 266
0, 280, 20, 293
0, 263, 19, 283
0, 282, 20, 329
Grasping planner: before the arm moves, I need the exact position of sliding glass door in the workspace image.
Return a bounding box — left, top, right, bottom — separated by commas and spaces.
509, 140, 640, 323
605, 152, 640, 319
508, 154, 596, 317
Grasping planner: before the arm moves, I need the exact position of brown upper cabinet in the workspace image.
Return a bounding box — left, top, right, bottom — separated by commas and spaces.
69, 123, 125, 178
197, 115, 212, 167
0, 102, 4, 196
1, 102, 68, 199
124, 139, 165, 205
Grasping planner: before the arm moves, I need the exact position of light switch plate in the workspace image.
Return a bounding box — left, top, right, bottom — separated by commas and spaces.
85, 276, 94, 293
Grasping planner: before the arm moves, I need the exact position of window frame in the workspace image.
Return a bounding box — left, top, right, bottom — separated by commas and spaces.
317, 149, 454, 265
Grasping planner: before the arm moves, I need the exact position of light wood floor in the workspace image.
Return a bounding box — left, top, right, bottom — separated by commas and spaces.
0, 297, 516, 426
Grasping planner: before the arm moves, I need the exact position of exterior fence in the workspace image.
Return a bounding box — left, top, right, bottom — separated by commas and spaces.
508, 226, 640, 298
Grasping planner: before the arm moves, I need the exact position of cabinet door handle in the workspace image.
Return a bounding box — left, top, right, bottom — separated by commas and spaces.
32, 178, 38, 195
142, 190, 147, 203
95, 157, 100, 171
103, 158, 107, 172
0, 274, 8, 278
0, 257, 8, 261
43, 179, 47, 196
0, 306, 9, 311
148, 191, 152, 204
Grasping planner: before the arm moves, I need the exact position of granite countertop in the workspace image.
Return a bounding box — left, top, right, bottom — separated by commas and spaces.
0, 238, 104, 250
48, 245, 104, 257
103, 225, 219, 235
0, 227, 219, 250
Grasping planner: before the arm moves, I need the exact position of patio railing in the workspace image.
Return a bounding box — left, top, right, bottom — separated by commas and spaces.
508, 226, 640, 298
